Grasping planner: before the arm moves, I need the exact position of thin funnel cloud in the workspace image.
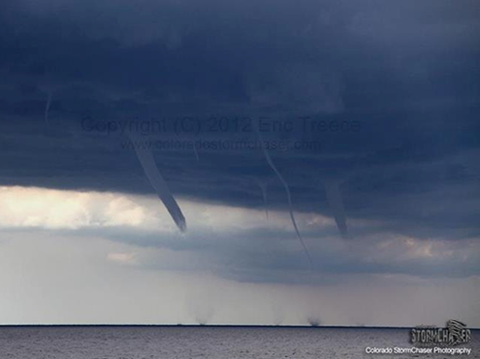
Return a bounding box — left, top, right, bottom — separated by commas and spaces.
44, 90, 52, 126
253, 121, 313, 266
129, 133, 187, 232
323, 180, 348, 239
39, 80, 54, 127
254, 177, 273, 221
193, 140, 200, 162
256, 179, 269, 221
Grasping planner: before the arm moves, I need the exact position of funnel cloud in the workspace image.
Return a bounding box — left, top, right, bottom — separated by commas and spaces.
254, 121, 313, 266
323, 180, 349, 239
130, 134, 186, 232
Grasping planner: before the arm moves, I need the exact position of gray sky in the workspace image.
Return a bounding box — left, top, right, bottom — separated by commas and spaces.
0, 0, 479, 326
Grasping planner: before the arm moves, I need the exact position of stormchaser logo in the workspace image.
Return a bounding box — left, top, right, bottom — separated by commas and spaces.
411, 320, 471, 346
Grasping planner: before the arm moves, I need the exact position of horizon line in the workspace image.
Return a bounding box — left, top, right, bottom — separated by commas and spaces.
1, 324, 478, 330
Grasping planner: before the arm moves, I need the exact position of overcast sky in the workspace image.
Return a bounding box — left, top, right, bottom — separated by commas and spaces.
0, 0, 479, 326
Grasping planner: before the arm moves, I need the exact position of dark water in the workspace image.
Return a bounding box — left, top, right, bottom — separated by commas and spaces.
0, 326, 478, 359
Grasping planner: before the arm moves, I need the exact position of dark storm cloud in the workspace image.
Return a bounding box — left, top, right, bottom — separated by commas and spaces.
1, 0, 479, 248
